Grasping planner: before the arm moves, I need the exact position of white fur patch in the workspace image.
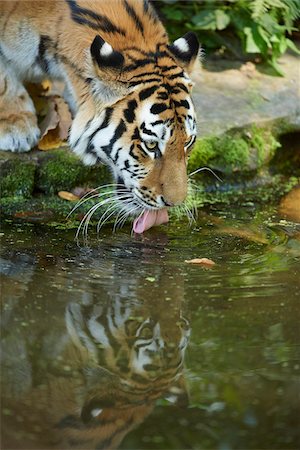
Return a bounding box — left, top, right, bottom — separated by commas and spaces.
100, 42, 113, 57
173, 37, 189, 53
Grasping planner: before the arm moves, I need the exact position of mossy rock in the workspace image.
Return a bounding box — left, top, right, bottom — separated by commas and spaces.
188, 125, 281, 175
0, 158, 36, 198
36, 149, 110, 194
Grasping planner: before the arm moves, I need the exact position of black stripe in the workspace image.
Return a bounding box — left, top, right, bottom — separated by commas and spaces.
129, 143, 139, 160
161, 64, 179, 73
174, 99, 190, 109
144, 0, 159, 23
168, 70, 185, 80
136, 144, 150, 159
139, 85, 159, 101
88, 107, 113, 146
150, 103, 169, 114
141, 122, 158, 137
124, 0, 144, 36
85, 144, 102, 163
124, 99, 138, 123
175, 82, 189, 93
143, 0, 149, 14
129, 78, 162, 87
132, 127, 140, 141
37, 35, 52, 73
66, 0, 126, 35
157, 91, 168, 100
123, 58, 153, 72
101, 119, 127, 156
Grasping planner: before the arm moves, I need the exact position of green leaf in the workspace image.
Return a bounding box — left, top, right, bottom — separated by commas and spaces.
269, 57, 285, 77
257, 25, 272, 48
244, 27, 261, 53
163, 8, 184, 21
215, 9, 230, 30
286, 38, 300, 55
192, 10, 217, 30
278, 36, 288, 54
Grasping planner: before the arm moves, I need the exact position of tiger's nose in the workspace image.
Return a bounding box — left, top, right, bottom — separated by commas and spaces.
161, 181, 188, 206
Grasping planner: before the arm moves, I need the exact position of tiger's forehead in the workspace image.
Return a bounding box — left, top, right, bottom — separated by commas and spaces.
137, 90, 196, 138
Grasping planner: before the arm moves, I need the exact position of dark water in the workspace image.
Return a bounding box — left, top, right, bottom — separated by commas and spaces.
1, 204, 300, 450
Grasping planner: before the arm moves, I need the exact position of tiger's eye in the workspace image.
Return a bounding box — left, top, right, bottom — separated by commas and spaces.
145, 141, 157, 150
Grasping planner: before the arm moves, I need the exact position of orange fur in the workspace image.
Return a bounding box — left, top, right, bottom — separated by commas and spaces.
0, 0, 201, 214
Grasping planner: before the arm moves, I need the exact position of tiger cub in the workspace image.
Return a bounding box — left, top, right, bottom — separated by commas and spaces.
0, 0, 200, 226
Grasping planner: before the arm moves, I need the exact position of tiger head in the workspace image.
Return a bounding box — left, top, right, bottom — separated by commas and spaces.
70, 31, 200, 221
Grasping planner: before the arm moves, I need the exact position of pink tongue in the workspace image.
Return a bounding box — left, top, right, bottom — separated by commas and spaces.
133, 209, 169, 234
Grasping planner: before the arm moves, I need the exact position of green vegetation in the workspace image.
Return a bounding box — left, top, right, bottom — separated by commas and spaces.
0, 159, 36, 198
37, 149, 109, 194
157, 0, 300, 75
188, 126, 281, 174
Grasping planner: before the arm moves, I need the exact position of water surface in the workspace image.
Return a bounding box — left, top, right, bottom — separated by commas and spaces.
1, 203, 300, 449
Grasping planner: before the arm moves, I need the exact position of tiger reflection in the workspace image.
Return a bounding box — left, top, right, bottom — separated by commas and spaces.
1, 254, 190, 450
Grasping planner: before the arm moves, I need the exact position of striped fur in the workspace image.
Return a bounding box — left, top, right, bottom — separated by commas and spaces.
0, 0, 200, 213
2, 295, 190, 449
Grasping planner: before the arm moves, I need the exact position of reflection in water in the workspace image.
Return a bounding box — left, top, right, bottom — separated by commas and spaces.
1, 208, 300, 449
1, 234, 189, 450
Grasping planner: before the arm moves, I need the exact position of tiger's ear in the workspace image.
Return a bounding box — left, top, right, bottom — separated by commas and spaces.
90, 35, 124, 73
89, 35, 130, 104
169, 32, 201, 76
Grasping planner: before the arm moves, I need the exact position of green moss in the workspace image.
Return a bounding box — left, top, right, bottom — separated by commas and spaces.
188, 126, 281, 176
188, 134, 250, 174
214, 135, 249, 172
2, 176, 298, 226
248, 125, 281, 167
0, 189, 115, 224
37, 150, 91, 194
188, 137, 216, 170
0, 159, 36, 198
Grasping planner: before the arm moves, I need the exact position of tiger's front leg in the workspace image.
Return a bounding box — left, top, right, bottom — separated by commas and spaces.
0, 58, 40, 152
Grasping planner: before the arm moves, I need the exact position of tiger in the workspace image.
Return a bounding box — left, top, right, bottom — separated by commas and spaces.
0, 0, 200, 232
1, 247, 190, 449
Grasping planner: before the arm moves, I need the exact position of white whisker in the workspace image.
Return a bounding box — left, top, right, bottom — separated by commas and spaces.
114, 203, 139, 232
75, 197, 116, 240
67, 189, 128, 219
189, 166, 222, 182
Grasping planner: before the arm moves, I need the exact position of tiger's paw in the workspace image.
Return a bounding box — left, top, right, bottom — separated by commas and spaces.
0, 112, 40, 153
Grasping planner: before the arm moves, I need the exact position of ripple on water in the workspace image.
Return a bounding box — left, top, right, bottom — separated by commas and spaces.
1, 204, 300, 449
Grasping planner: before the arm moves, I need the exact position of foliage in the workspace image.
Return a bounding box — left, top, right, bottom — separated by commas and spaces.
156, 0, 300, 75
0, 159, 36, 198
187, 126, 281, 174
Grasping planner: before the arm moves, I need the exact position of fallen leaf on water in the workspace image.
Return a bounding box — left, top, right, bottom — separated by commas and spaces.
185, 258, 216, 267
58, 191, 80, 201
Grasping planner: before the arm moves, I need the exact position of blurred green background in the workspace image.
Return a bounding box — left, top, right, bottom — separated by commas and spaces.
155, 0, 300, 75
